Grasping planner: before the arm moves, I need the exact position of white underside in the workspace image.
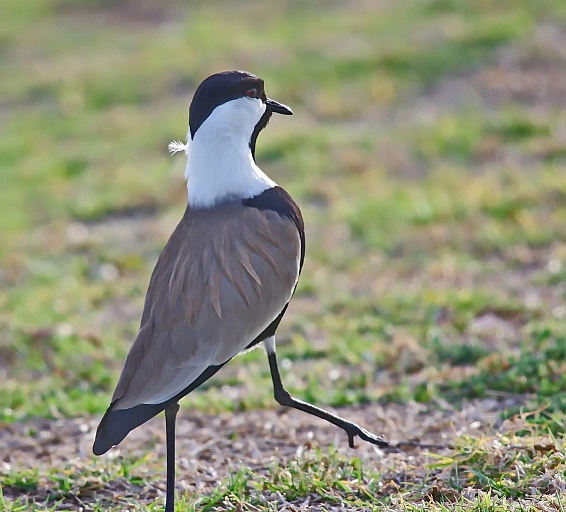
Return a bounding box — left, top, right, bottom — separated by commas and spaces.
264, 336, 276, 354
185, 97, 276, 208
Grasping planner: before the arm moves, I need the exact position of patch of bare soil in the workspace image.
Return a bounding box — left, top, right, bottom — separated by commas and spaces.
1, 398, 529, 509
382, 22, 566, 181
415, 23, 566, 113
56, 0, 179, 28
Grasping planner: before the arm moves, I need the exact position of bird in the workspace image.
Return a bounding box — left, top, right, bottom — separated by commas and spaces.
93, 70, 388, 512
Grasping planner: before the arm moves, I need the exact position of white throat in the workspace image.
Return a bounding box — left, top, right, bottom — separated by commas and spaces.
184, 97, 276, 209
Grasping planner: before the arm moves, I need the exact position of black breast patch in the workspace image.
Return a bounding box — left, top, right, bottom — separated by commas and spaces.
243, 186, 305, 271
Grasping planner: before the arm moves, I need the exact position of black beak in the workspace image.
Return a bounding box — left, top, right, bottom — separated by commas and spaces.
266, 98, 293, 115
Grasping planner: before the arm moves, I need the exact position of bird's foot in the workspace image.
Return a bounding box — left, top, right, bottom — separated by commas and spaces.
345, 424, 389, 448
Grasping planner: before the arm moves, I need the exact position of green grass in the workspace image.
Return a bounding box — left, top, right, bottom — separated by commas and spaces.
2, 0, 566, 509
3, 435, 566, 510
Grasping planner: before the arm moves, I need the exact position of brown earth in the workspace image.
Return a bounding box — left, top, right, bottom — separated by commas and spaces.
1, 397, 533, 510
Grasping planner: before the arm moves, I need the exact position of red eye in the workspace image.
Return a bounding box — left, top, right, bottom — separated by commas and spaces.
246, 88, 257, 98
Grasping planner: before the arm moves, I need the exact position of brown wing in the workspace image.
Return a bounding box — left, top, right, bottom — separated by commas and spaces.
111, 200, 301, 410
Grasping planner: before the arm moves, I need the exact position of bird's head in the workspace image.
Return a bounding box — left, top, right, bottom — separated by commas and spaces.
187, 70, 292, 156
176, 71, 293, 208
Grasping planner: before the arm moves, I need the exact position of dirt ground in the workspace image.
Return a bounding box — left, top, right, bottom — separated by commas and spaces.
1, 397, 533, 509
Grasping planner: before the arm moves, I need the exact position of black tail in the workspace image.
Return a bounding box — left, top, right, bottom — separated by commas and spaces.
93, 402, 164, 455
92, 362, 227, 455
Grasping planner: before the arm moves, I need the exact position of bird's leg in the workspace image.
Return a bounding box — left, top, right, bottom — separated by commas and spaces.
164, 402, 180, 512
266, 347, 389, 448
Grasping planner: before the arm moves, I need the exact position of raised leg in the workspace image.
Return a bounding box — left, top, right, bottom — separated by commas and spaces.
164, 402, 180, 512
264, 337, 389, 448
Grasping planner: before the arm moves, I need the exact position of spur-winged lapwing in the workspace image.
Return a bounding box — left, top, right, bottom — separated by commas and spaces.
93, 70, 388, 511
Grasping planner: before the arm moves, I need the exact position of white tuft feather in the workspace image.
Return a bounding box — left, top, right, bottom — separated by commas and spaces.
168, 140, 188, 154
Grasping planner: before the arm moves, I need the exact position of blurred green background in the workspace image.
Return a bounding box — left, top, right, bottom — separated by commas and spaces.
1, 0, 566, 507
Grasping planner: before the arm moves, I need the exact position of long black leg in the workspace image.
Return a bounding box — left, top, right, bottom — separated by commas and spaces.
164, 402, 180, 512
267, 351, 389, 448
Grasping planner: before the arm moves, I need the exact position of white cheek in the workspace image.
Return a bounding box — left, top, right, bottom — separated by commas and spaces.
237, 97, 265, 125
189, 97, 264, 142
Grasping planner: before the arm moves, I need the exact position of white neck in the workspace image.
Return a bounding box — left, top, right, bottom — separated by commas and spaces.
184, 97, 276, 209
